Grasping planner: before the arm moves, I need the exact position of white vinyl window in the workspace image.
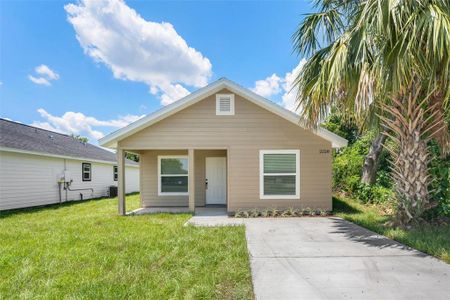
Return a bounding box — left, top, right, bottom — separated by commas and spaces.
158, 156, 189, 196
216, 94, 235, 115
82, 163, 91, 182
259, 150, 300, 199
113, 166, 118, 181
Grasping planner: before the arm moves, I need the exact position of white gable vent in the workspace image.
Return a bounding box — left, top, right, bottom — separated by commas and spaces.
216, 94, 235, 115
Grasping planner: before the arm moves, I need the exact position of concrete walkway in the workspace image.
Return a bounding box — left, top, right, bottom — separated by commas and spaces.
188, 216, 450, 300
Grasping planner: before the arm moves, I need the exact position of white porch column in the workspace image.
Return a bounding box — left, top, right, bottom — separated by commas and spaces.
188, 149, 195, 212
117, 148, 126, 216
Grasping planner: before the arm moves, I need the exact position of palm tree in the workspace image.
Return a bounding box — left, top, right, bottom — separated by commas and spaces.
293, 0, 449, 225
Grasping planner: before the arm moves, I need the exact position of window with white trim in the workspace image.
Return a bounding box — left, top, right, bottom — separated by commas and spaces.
216, 94, 235, 115
82, 163, 91, 182
260, 150, 300, 199
158, 156, 189, 195
113, 166, 118, 181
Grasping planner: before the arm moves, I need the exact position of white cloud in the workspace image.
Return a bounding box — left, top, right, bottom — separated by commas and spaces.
28, 65, 59, 86
251, 74, 281, 98
251, 59, 307, 112
65, 0, 212, 105
35, 64, 60, 80
28, 75, 51, 86
281, 59, 307, 112
31, 108, 144, 142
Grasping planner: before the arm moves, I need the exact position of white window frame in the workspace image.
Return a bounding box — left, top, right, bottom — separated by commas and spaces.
216, 94, 235, 115
158, 155, 189, 196
259, 150, 300, 200
82, 162, 91, 182
113, 166, 118, 181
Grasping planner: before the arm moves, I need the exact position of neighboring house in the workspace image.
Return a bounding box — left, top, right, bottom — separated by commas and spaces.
100, 78, 347, 215
0, 119, 139, 211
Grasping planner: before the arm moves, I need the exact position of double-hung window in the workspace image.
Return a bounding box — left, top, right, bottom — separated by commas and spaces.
260, 150, 300, 199
158, 156, 189, 195
113, 166, 118, 181
82, 163, 91, 181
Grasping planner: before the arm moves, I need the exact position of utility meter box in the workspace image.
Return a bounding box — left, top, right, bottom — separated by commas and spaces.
63, 171, 72, 182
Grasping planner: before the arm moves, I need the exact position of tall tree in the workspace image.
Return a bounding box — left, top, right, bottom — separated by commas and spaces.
293, 0, 450, 225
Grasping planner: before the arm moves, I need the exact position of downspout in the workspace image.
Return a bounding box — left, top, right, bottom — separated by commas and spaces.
64, 159, 68, 202
58, 182, 62, 204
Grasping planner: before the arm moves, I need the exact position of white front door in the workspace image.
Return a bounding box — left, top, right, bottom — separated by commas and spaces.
205, 157, 227, 205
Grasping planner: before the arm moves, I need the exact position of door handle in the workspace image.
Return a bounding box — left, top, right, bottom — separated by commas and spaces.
205, 178, 208, 189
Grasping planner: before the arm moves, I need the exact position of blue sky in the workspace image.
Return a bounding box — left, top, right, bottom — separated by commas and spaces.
0, 0, 311, 143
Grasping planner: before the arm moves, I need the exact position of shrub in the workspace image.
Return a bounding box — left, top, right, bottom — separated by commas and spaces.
426, 141, 450, 218
302, 207, 312, 216
281, 207, 297, 217
320, 209, 329, 216
332, 132, 375, 192
355, 183, 393, 204
250, 208, 260, 218
270, 208, 280, 217
261, 208, 271, 218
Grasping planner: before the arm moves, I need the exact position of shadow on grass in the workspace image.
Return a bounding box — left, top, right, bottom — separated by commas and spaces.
0, 192, 139, 219
328, 217, 425, 256
332, 196, 362, 214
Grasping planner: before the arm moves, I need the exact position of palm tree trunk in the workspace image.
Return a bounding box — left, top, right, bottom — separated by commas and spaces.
379, 84, 440, 225
393, 128, 430, 225
361, 132, 387, 185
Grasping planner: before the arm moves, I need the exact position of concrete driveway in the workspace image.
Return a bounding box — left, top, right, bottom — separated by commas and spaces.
245, 217, 450, 300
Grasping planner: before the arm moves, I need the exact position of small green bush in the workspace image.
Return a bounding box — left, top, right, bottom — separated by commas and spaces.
261, 208, 271, 218
355, 183, 393, 204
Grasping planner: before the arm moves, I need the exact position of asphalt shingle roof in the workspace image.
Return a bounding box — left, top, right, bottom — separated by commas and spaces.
0, 118, 138, 165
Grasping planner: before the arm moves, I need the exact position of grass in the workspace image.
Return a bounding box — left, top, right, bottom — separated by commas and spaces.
0, 194, 253, 299
333, 195, 450, 264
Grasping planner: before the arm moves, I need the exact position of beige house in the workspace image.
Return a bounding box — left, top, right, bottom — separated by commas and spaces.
99, 78, 347, 215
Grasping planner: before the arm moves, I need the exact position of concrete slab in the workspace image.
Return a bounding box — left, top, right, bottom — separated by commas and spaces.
186, 207, 244, 226
243, 217, 450, 300
128, 207, 190, 215
188, 215, 450, 299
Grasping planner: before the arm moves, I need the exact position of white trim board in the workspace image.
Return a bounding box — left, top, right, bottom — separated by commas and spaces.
157, 155, 189, 196
99, 78, 348, 148
259, 149, 300, 200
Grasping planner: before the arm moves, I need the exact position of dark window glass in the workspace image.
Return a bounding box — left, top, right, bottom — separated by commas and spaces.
263, 175, 296, 195
161, 158, 188, 174
161, 176, 188, 193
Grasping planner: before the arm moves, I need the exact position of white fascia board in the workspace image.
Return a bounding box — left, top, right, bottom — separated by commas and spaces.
0, 147, 139, 167
99, 78, 348, 149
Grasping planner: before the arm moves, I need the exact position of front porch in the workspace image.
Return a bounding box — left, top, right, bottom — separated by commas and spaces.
117, 148, 228, 215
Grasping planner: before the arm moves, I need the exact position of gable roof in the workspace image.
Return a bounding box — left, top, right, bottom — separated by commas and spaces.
0, 119, 138, 166
99, 78, 348, 148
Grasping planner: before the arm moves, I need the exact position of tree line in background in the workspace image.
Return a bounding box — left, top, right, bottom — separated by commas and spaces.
294, 0, 450, 226
322, 111, 449, 219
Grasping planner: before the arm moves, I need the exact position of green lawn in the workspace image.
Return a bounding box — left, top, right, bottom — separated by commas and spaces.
333, 195, 450, 264
0, 194, 253, 299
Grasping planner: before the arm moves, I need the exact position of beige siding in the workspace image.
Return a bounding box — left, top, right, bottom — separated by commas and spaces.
0, 151, 140, 210
140, 150, 188, 207
121, 89, 332, 211
139, 149, 227, 208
